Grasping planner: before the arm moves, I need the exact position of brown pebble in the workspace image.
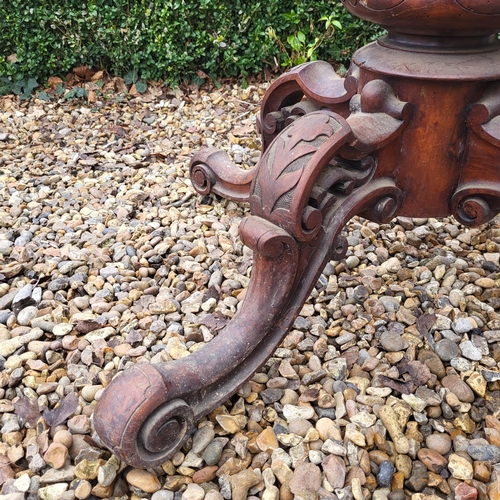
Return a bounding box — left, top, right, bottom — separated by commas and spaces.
74, 479, 92, 499
256, 426, 279, 452
91, 482, 114, 498
426, 405, 442, 418
369, 450, 392, 465
290, 461, 322, 495
230, 469, 261, 500
322, 454, 346, 488
417, 448, 448, 473
192, 465, 219, 484
425, 433, 452, 455
126, 468, 161, 493
53, 429, 74, 449
442, 374, 475, 403
473, 461, 492, 483
43, 442, 69, 470
487, 480, 500, 500
391, 471, 405, 490
345, 466, 366, 486
418, 350, 446, 379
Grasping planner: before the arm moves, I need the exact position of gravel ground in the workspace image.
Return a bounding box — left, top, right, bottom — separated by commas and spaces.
0, 84, 500, 500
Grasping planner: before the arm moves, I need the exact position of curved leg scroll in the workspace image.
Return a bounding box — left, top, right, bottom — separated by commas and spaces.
94, 105, 405, 468
189, 147, 256, 203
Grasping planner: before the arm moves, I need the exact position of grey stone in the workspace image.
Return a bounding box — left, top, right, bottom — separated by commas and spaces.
467, 444, 500, 463
377, 461, 395, 487
379, 296, 400, 313
379, 331, 409, 352
435, 338, 459, 361
203, 440, 225, 466
459, 340, 482, 361
191, 425, 215, 454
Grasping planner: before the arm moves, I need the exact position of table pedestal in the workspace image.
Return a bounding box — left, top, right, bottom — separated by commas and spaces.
94, 0, 500, 468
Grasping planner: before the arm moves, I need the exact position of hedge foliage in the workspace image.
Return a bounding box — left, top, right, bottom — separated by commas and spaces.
0, 1, 383, 84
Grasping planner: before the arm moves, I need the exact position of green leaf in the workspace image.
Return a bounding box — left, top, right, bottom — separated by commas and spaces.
135, 80, 147, 93
38, 90, 51, 101
55, 82, 65, 95
25, 77, 38, 94
64, 88, 77, 99
191, 75, 205, 86
11, 80, 25, 95
124, 69, 138, 84
207, 72, 221, 89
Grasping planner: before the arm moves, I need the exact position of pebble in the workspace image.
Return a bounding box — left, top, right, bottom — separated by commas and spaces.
435, 339, 460, 362
448, 454, 474, 480
441, 375, 475, 403
467, 444, 500, 463
283, 404, 316, 421
74, 480, 92, 499
289, 461, 322, 495
379, 331, 409, 352
192, 425, 215, 454
377, 460, 395, 487
256, 426, 279, 452
230, 469, 261, 500
16, 306, 38, 326
126, 468, 161, 493
417, 448, 447, 473
425, 433, 452, 455
459, 340, 483, 361
43, 443, 69, 470
37, 483, 68, 500
322, 454, 346, 488
13, 473, 31, 493
203, 440, 225, 465
182, 483, 206, 500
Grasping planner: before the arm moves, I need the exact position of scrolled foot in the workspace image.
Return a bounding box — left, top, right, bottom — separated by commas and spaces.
94, 363, 195, 468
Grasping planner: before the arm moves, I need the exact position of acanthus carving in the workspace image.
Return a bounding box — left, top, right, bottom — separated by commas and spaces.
251, 111, 353, 242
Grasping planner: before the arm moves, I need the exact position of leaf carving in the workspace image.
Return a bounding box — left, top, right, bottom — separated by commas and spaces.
258, 114, 335, 215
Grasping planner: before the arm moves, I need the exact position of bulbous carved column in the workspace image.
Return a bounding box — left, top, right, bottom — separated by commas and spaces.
94, 0, 500, 468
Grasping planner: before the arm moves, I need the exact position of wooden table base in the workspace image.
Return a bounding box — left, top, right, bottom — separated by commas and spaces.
94, 0, 500, 468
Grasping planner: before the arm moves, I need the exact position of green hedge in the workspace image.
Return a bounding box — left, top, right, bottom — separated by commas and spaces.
0, 1, 383, 84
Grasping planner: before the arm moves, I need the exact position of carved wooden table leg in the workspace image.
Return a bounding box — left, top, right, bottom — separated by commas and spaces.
94, 0, 500, 468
